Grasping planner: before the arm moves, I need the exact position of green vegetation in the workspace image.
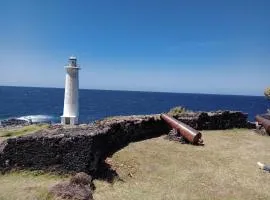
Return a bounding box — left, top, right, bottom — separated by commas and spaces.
264, 87, 270, 99
0, 124, 49, 138
167, 106, 189, 116
264, 87, 270, 113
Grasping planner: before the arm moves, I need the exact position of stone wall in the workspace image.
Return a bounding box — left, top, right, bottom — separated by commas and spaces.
0, 111, 253, 174
0, 115, 169, 174
172, 111, 253, 130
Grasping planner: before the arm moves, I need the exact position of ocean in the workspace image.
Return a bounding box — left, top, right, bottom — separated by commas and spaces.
0, 86, 268, 123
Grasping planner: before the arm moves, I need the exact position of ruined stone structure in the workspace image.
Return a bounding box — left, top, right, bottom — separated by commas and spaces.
172, 111, 253, 130
0, 111, 254, 174
0, 115, 167, 173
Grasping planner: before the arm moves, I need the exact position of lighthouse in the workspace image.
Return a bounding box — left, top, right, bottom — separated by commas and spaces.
61, 56, 80, 125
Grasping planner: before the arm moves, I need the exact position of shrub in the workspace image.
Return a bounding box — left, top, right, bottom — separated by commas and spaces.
168, 106, 188, 116
264, 87, 270, 99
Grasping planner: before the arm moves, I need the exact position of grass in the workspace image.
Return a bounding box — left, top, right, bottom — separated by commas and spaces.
0, 124, 49, 138
0, 171, 69, 200
1, 129, 270, 200
93, 129, 270, 200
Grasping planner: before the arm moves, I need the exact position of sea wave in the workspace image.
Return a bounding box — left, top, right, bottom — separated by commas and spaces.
16, 115, 57, 123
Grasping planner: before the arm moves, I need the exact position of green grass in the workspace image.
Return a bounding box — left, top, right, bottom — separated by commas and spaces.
0, 124, 49, 138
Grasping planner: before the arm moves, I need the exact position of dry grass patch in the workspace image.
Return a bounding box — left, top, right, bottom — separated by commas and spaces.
0, 171, 69, 200
94, 129, 270, 200
1, 129, 270, 200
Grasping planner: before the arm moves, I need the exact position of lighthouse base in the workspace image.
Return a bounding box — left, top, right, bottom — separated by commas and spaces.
61, 116, 78, 125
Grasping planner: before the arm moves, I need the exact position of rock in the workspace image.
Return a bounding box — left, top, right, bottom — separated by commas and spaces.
0, 118, 29, 127
49, 172, 93, 200
171, 110, 249, 130
70, 172, 93, 189
255, 125, 268, 135
164, 129, 189, 144
246, 121, 256, 129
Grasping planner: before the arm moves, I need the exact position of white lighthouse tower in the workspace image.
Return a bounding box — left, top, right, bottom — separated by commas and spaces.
61, 56, 80, 125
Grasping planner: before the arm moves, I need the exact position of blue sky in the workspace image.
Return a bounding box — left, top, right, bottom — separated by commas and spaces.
0, 0, 269, 95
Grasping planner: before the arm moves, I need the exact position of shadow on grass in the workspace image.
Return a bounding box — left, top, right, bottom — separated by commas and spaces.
93, 160, 124, 184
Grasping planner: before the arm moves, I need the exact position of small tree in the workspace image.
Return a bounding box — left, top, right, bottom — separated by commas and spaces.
264, 87, 270, 99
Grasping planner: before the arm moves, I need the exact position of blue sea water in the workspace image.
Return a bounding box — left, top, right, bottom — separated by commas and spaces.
0, 86, 269, 123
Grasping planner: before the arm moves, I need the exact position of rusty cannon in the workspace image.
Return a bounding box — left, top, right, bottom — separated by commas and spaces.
255, 115, 270, 134
161, 113, 203, 145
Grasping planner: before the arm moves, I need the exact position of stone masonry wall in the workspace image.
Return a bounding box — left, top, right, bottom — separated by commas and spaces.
0, 111, 253, 174
172, 111, 252, 130
0, 115, 168, 174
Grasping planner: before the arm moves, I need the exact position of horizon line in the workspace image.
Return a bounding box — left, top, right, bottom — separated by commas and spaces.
0, 84, 265, 98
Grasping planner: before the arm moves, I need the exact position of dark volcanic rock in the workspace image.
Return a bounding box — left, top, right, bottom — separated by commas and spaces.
246, 121, 256, 129
0, 118, 29, 127
164, 129, 189, 144
171, 110, 249, 130
49, 172, 93, 200
0, 115, 169, 174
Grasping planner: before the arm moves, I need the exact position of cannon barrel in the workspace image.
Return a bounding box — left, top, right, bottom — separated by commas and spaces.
161, 113, 202, 144
255, 115, 270, 134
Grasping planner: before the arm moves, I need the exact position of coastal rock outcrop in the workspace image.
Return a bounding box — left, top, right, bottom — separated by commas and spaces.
0, 111, 253, 174
0, 118, 29, 127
